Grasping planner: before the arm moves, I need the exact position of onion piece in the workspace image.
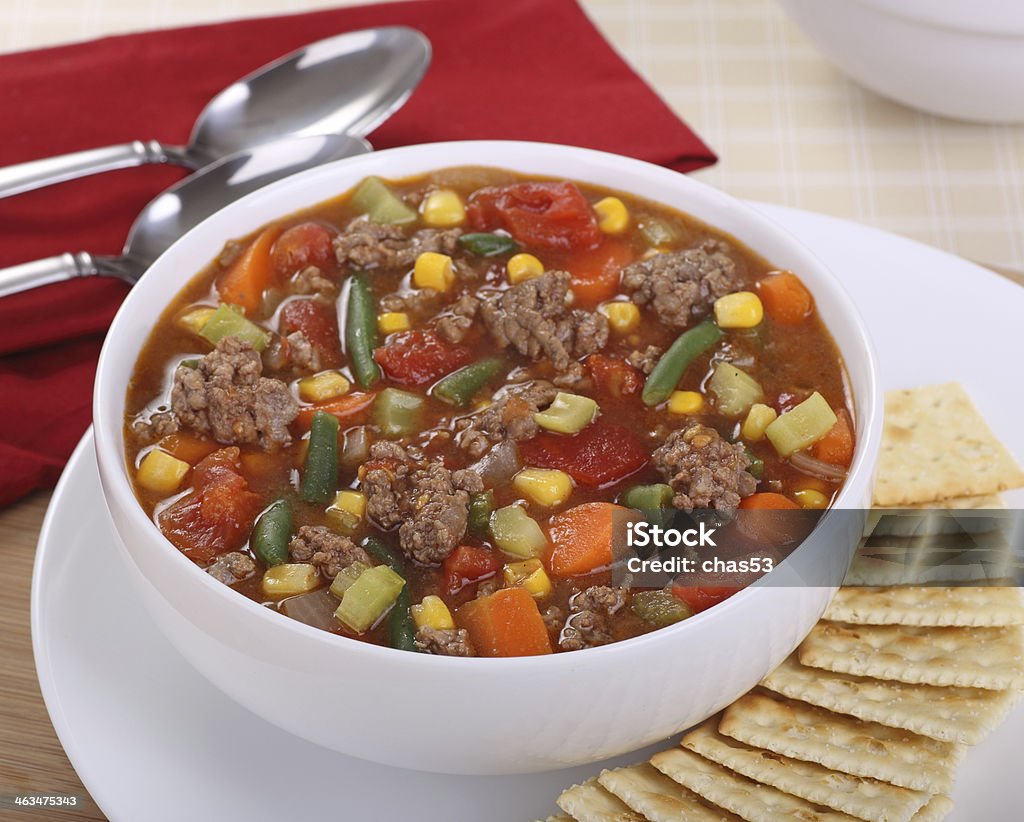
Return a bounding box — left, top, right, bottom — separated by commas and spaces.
281, 588, 339, 632
789, 450, 848, 483
471, 440, 521, 486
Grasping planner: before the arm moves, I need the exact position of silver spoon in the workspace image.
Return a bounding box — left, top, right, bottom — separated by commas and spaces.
0, 133, 370, 297
0, 26, 428, 199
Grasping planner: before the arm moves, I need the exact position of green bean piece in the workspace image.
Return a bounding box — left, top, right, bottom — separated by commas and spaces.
361, 536, 406, 576
300, 411, 339, 504
621, 483, 674, 512
457, 232, 520, 257
250, 499, 293, 567
434, 358, 505, 407
467, 490, 495, 539
745, 446, 765, 480
389, 585, 419, 652
346, 273, 382, 389
641, 320, 724, 407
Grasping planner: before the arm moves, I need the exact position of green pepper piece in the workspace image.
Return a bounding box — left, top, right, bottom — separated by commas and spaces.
345, 273, 382, 389
434, 358, 505, 407
632, 589, 691, 627
250, 498, 293, 567
641, 320, 724, 407
467, 490, 495, 539
373, 387, 424, 437
199, 304, 270, 352
300, 411, 339, 504
457, 232, 520, 257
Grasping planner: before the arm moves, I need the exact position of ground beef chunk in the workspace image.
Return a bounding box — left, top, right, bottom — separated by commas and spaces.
284, 331, 319, 373
362, 442, 483, 563
621, 240, 739, 330
288, 525, 372, 579
627, 345, 662, 375
542, 605, 566, 636
559, 586, 628, 651
455, 380, 557, 458
652, 423, 757, 511
415, 626, 476, 656
130, 409, 179, 443
379, 288, 443, 315
206, 552, 257, 585
170, 337, 297, 449
290, 265, 338, 299
552, 361, 590, 390
479, 270, 609, 372
434, 293, 481, 343
333, 215, 462, 271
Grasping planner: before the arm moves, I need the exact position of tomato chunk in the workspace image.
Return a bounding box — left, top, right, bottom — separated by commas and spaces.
279, 298, 343, 367
272, 221, 335, 277
586, 355, 642, 399
294, 392, 376, 430
671, 584, 741, 614
374, 330, 472, 387
442, 545, 502, 599
466, 182, 600, 251
158, 448, 262, 564
519, 420, 649, 488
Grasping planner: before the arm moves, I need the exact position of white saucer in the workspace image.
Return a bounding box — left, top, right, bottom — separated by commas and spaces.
32, 204, 1024, 821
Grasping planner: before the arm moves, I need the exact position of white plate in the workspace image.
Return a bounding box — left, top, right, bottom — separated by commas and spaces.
32, 204, 1024, 821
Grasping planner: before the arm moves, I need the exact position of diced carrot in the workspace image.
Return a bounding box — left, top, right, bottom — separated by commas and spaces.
157, 432, 218, 465
216, 226, 282, 315
737, 492, 808, 547
456, 588, 552, 657
568, 239, 633, 307
757, 271, 813, 325
546, 502, 628, 577
811, 408, 854, 468
738, 492, 800, 510
294, 392, 376, 430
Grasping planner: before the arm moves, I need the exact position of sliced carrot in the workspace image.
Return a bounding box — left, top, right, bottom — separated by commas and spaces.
294, 392, 376, 430
216, 226, 282, 315
757, 271, 813, 325
546, 502, 628, 578
157, 432, 218, 465
456, 588, 552, 657
738, 492, 800, 510
811, 408, 854, 468
568, 239, 633, 307
737, 492, 807, 547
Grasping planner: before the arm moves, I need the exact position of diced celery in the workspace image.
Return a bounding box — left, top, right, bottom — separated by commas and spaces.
489, 505, 548, 558
708, 362, 764, 417
373, 387, 424, 437
329, 561, 371, 598
334, 564, 406, 633
638, 217, 677, 247
765, 391, 838, 458
199, 304, 270, 352
632, 589, 691, 627
534, 391, 598, 434
351, 177, 417, 225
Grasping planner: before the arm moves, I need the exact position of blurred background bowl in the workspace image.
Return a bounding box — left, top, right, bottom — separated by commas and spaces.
779, 0, 1024, 123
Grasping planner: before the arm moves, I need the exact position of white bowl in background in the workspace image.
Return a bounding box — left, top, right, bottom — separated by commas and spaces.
92, 141, 881, 774
780, 0, 1024, 123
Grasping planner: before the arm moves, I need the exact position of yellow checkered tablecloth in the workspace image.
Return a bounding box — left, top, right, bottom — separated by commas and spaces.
3, 0, 1023, 269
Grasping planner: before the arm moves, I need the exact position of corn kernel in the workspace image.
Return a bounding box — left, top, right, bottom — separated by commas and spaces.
600, 301, 640, 334
742, 403, 778, 442
377, 311, 411, 335
412, 252, 455, 291
794, 488, 829, 510
177, 306, 217, 335
594, 196, 629, 234
136, 449, 190, 494
503, 559, 553, 599
513, 468, 573, 507
262, 564, 319, 598
506, 253, 544, 284
298, 370, 350, 403
667, 390, 704, 415
421, 189, 466, 228
411, 595, 455, 631
714, 291, 764, 329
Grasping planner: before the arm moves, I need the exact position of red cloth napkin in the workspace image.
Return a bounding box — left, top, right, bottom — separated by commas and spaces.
0, 0, 715, 507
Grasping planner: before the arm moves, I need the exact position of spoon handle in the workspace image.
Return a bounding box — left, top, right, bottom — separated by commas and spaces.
0, 253, 99, 298
0, 141, 176, 199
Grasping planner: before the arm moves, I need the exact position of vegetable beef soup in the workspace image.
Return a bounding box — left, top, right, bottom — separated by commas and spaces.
124, 167, 854, 657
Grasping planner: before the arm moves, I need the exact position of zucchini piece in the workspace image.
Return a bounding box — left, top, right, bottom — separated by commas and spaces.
534, 391, 598, 434
373, 387, 425, 437
708, 362, 764, 417
351, 177, 417, 225
489, 505, 548, 559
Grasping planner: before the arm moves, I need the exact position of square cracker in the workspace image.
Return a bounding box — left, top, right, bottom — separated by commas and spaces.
911, 796, 954, 822
823, 586, 1024, 627
872, 493, 1004, 538
761, 654, 1018, 745
598, 763, 741, 822
718, 692, 962, 794
873, 383, 1024, 506
556, 779, 645, 821
650, 746, 862, 821
799, 621, 1024, 690
682, 723, 930, 822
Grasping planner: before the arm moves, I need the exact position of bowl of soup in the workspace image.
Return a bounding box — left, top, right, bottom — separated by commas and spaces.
93, 141, 881, 774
